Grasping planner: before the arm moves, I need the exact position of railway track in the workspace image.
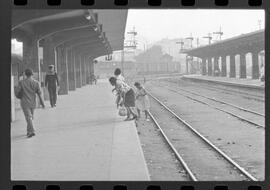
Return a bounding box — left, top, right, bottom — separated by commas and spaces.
163, 78, 265, 102
152, 81, 264, 128
147, 91, 258, 181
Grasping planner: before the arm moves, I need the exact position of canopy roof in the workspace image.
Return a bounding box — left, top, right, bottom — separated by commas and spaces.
182, 29, 264, 57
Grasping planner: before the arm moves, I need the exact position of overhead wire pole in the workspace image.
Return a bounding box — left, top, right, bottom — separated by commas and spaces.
121, 26, 137, 77
185, 34, 194, 74
203, 33, 212, 45
121, 48, 125, 76
213, 26, 223, 41
258, 19, 262, 30
176, 40, 185, 73
196, 37, 200, 73
212, 27, 223, 75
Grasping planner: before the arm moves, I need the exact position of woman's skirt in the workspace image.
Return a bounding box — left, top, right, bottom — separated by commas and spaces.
124, 89, 135, 107
136, 95, 150, 111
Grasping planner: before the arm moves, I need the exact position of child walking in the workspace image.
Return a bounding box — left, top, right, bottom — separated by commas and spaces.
134, 82, 150, 121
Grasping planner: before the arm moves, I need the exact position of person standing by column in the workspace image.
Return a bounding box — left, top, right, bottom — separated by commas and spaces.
45, 65, 59, 108
15, 68, 45, 138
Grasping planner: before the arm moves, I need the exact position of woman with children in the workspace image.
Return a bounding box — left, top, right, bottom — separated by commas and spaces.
109, 68, 150, 121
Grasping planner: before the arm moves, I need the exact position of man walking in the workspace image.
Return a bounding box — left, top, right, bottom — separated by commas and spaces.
16, 68, 45, 138
45, 65, 59, 107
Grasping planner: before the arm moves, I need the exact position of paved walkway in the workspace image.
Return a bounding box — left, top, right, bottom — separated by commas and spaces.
11, 79, 149, 181
183, 74, 264, 90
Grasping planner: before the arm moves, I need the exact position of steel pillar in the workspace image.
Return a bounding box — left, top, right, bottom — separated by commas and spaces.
221, 55, 227, 77
201, 58, 207, 75
252, 50, 260, 79
229, 55, 236, 78
186, 55, 189, 74
207, 58, 212, 76
213, 56, 219, 76
240, 53, 247, 78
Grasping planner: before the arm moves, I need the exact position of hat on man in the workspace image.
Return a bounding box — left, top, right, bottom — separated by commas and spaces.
48, 65, 54, 69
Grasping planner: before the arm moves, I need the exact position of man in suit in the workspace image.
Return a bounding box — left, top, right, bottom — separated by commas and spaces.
45, 65, 59, 108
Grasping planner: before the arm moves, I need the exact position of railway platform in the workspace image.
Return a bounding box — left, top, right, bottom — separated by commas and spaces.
182, 74, 264, 90
11, 79, 150, 181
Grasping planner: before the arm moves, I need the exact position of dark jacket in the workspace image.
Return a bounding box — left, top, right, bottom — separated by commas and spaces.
45, 71, 59, 88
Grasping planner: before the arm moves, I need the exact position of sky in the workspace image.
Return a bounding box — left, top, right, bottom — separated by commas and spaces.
125, 9, 265, 47
12, 9, 265, 54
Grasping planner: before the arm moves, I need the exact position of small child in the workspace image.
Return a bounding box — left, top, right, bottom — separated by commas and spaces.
134, 82, 150, 121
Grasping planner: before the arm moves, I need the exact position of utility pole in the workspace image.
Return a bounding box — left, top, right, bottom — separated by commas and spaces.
203, 33, 212, 45
213, 26, 223, 41
258, 19, 262, 30
176, 40, 185, 52
185, 33, 194, 48
176, 39, 185, 73
125, 26, 137, 49
121, 26, 138, 76
196, 38, 200, 72
185, 34, 194, 74
121, 49, 124, 76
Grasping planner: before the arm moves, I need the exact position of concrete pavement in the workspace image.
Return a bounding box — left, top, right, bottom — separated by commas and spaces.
11, 79, 149, 181
183, 74, 264, 89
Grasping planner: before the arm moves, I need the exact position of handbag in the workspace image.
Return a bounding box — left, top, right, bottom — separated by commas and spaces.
14, 83, 23, 99
118, 106, 127, 117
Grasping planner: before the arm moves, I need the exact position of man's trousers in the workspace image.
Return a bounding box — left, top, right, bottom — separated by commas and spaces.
48, 86, 57, 107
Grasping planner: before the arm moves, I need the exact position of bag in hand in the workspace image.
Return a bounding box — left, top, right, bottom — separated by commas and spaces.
14, 83, 23, 99
118, 106, 127, 117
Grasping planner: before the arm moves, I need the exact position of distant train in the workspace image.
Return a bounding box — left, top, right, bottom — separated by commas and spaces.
95, 60, 187, 78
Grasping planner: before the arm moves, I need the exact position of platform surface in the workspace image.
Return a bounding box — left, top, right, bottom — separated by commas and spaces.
11, 79, 149, 181
183, 74, 264, 89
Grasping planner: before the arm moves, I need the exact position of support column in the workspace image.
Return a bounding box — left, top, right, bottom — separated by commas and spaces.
80, 55, 84, 86
43, 38, 55, 72
207, 57, 212, 76
86, 57, 91, 84
201, 58, 207, 75
23, 38, 39, 75
79, 55, 83, 86
239, 52, 247, 78
251, 50, 260, 79
213, 56, 219, 76
84, 56, 87, 85
229, 54, 236, 78
42, 38, 56, 101
90, 60, 94, 76
67, 50, 76, 90
185, 55, 189, 74
75, 53, 82, 88
221, 55, 227, 77
89, 60, 94, 85
24, 39, 45, 107
81, 56, 86, 86
56, 46, 69, 95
